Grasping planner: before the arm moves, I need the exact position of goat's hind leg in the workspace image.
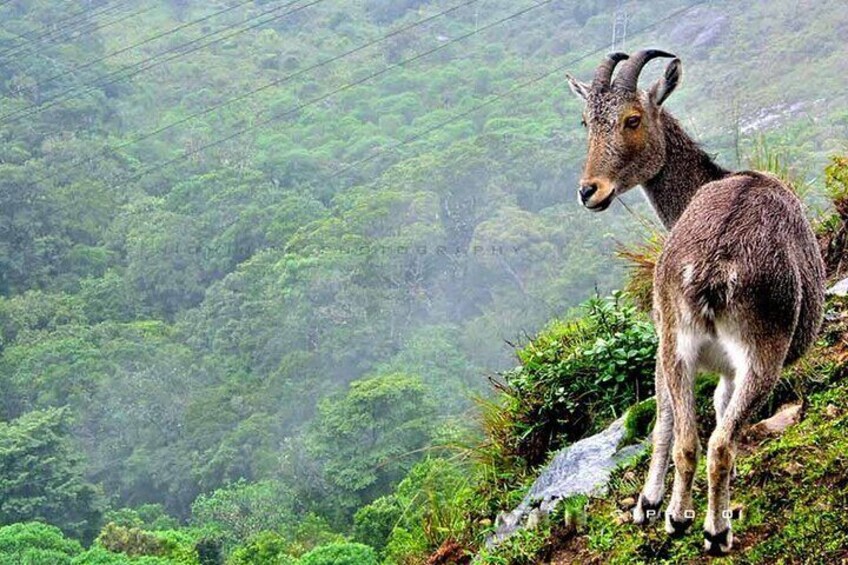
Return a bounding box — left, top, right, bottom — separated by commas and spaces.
704, 339, 786, 555
713, 371, 737, 479
633, 360, 673, 524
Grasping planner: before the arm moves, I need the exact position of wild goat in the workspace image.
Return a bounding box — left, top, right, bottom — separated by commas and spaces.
567, 50, 825, 554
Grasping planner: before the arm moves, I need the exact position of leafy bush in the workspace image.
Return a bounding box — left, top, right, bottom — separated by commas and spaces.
498, 293, 657, 468
96, 523, 167, 557
0, 522, 82, 565
103, 505, 178, 532
95, 523, 198, 564
223, 512, 342, 564
820, 155, 848, 278
70, 545, 173, 564
825, 155, 848, 202
228, 531, 296, 565
151, 530, 200, 564
298, 542, 378, 565
190, 480, 295, 549
353, 496, 402, 555
279, 514, 344, 558
194, 537, 223, 565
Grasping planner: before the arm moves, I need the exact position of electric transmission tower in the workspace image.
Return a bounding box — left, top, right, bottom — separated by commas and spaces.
611, 0, 628, 52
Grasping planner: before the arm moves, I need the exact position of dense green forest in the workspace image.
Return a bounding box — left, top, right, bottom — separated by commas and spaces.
1, 0, 847, 563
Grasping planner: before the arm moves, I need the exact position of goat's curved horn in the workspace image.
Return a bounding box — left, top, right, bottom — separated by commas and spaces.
613, 49, 676, 92
592, 52, 629, 91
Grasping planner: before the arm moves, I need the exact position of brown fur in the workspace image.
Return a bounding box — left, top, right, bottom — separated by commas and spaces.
659, 171, 823, 364
568, 50, 825, 555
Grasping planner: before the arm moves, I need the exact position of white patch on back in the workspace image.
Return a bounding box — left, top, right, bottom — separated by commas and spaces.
682, 264, 695, 286
726, 266, 738, 301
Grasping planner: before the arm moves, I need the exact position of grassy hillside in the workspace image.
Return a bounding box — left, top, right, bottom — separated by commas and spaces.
472, 313, 848, 564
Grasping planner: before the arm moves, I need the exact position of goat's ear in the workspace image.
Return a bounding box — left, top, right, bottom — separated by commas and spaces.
648, 58, 682, 106
566, 73, 591, 101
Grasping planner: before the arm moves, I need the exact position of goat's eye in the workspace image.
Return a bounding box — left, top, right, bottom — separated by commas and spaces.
624, 115, 641, 129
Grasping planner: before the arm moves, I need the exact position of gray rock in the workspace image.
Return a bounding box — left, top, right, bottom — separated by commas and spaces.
486, 412, 649, 547
827, 277, 848, 296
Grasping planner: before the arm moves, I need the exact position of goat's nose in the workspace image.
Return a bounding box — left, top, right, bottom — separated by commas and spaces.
579, 183, 598, 203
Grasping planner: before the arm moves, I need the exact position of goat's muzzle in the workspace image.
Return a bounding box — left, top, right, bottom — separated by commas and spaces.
579, 178, 615, 211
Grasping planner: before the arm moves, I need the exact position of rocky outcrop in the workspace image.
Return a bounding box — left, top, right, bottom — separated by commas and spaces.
487, 414, 648, 547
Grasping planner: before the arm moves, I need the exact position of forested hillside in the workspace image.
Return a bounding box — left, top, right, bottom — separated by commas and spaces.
1, 0, 847, 563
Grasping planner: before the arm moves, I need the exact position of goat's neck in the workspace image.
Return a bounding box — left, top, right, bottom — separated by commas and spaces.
642, 113, 729, 229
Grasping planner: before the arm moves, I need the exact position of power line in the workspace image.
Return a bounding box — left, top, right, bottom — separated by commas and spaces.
0, 2, 125, 57
38, 0, 707, 199
52, 4, 159, 47
0, 0, 127, 59
0, 28, 84, 78
1, 0, 324, 125
18, 4, 161, 59
39, 0, 480, 185
26, 0, 259, 93
323, 0, 711, 186
2, 1, 296, 120
123, 0, 556, 185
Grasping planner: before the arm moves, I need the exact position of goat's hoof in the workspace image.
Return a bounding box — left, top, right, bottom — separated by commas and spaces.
665, 512, 694, 538
704, 528, 733, 555
632, 495, 662, 525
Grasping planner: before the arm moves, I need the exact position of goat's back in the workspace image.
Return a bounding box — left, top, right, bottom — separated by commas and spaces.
654, 171, 825, 365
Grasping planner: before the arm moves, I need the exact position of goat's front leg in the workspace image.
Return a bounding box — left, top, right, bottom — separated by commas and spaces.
662, 333, 699, 537
633, 360, 673, 524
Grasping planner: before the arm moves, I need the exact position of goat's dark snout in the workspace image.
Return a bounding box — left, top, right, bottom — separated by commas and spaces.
579, 183, 598, 203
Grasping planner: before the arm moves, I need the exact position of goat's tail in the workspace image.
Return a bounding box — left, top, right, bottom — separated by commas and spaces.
680, 260, 737, 322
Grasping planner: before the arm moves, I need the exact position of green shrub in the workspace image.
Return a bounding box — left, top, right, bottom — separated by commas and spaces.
194, 537, 223, 565
228, 531, 296, 565
353, 495, 402, 555
151, 530, 200, 564
282, 513, 344, 558
500, 293, 657, 467
190, 480, 295, 549
224, 512, 342, 563
824, 154, 848, 203
70, 545, 173, 564
96, 523, 167, 557
94, 523, 198, 564
0, 522, 82, 565
103, 505, 178, 532
298, 542, 378, 565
